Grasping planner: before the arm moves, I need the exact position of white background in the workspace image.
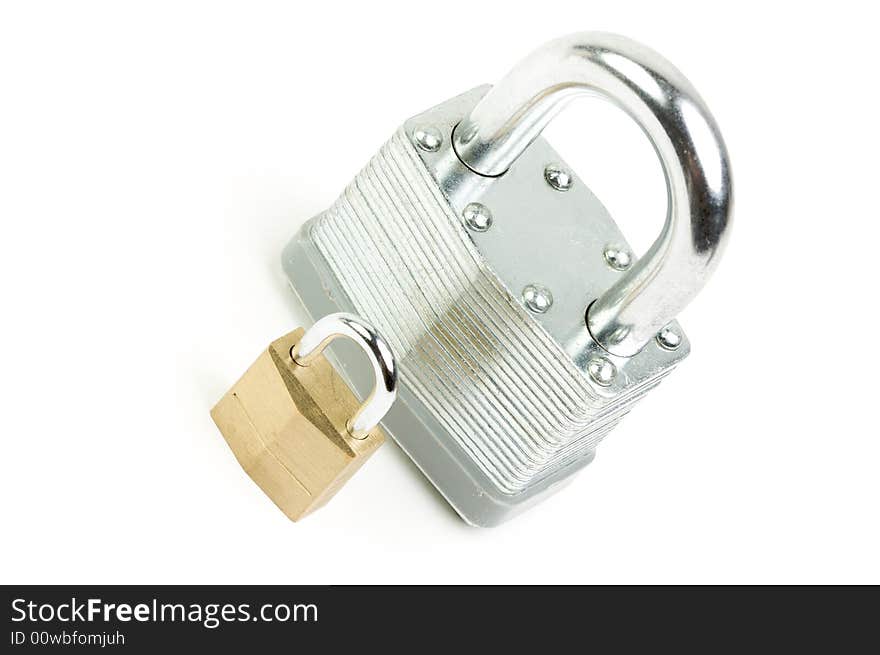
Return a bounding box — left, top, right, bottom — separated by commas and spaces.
2, 1, 878, 584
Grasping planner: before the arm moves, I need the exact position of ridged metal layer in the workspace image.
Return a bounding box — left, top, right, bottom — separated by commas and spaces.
310, 129, 665, 495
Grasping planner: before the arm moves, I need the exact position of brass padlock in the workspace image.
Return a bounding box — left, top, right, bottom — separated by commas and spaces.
211, 313, 397, 520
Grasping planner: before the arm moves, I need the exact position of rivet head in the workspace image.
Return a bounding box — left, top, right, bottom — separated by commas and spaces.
462, 202, 493, 232
413, 126, 442, 152
656, 325, 683, 350
587, 356, 617, 387
522, 284, 553, 314
544, 163, 573, 191
603, 245, 632, 271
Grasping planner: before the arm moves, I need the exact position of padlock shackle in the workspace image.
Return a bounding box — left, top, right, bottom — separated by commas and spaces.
291, 313, 398, 438
452, 32, 733, 357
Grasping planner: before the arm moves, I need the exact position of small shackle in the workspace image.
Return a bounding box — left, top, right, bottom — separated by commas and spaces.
290, 313, 398, 438
452, 32, 733, 357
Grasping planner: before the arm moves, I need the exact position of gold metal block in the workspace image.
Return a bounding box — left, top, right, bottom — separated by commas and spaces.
211, 328, 385, 521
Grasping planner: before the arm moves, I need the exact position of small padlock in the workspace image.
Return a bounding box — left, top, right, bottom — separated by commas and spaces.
211, 313, 397, 521
282, 32, 734, 526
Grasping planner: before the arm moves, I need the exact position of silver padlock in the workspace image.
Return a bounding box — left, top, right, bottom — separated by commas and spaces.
283, 32, 733, 526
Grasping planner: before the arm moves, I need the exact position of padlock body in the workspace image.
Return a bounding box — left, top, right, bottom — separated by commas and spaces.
282, 87, 688, 526
211, 329, 384, 521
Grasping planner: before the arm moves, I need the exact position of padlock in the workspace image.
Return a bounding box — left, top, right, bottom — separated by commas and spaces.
211, 313, 397, 521
282, 32, 733, 526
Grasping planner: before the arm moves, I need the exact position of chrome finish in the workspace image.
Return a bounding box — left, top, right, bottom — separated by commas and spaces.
543, 163, 573, 191
452, 32, 733, 357
462, 202, 493, 232
587, 357, 616, 387
291, 313, 397, 438
521, 284, 553, 314
655, 325, 683, 351
603, 245, 632, 271
413, 126, 442, 152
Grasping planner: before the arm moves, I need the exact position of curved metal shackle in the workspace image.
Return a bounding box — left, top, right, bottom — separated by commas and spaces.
290, 313, 398, 439
452, 32, 733, 357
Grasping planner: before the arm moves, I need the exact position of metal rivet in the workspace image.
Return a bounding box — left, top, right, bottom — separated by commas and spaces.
462, 203, 493, 232
413, 126, 442, 152
656, 325, 683, 351
544, 163, 573, 191
522, 284, 553, 314
603, 245, 632, 271
587, 357, 617, 387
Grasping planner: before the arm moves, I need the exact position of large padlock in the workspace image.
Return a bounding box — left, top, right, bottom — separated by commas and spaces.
283, 32, 733, 526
